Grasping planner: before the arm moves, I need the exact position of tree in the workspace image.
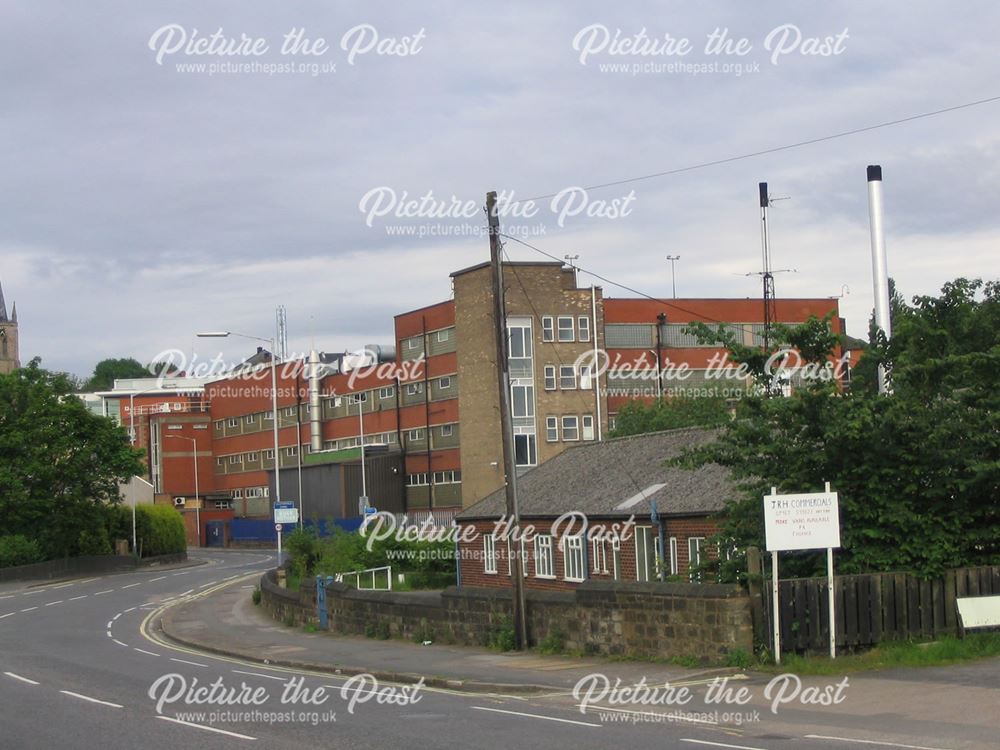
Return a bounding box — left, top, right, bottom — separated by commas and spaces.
83, 357, 150, 391
0, 360, 144, 559
610, 395, 732, 438
679, 279, 999, 580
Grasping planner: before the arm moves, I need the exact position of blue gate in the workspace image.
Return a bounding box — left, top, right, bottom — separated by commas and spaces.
206, 521, 226, 548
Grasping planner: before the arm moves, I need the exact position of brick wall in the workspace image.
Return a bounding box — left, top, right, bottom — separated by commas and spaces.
263, 574, 753, 662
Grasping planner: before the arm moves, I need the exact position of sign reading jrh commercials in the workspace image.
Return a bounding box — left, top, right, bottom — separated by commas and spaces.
763, 491, 841, 552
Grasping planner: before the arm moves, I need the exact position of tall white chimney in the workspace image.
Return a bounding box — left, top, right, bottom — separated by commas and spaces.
308, 349, 323, 452
867, 164, 892, 394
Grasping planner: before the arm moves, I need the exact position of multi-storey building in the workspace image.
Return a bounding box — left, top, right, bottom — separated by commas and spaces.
99, 259, 844, 524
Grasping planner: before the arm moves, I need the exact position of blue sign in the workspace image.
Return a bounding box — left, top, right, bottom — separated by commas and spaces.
364, 506, 377, 516
274, 502, 295, 510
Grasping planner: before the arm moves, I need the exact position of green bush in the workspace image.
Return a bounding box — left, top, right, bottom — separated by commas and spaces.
252, 587, 262, 606
489, 617, 517, 651
132, 504, 186, 557
537, 628, 565, 655
77, 525, 112, 556
286, 527, 322, 579
0, 535, 44, 568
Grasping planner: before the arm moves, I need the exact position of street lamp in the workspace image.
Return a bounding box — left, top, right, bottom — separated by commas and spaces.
128, 383, 166, 556
165, 434, 200, 547
666, 255, 681, 298
197, 332, 283, 511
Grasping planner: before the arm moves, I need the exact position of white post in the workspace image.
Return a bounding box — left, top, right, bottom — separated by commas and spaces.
277, 527, 282, 568
358, 394, 367, 499
769, 486, 781, 664
193, 437, 200, 548
132, 491, 137, 557
270, 340, 282, 507
867, 165, 892, 395
826, 480, 836, 659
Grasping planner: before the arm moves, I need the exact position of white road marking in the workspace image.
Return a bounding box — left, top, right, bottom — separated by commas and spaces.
60, 690, 123, 708
52, 583, 75, 589
0, 595, 13, 600
470, 706, 600, 728
23, 590, 45, 596
0, 613, 15, 619
106, 631, 113, 638
149, 576, 167, 582
231, 669, 287, 682
45, 600, 63, 607
107, 620, 114, 629
680, 740, 769, 750
179, 589, 194, 596
133, 647, 160, 657
69, 595, 88, 601
4, 672, 40, 686
156, 715, 256, 740
804, 736, 953, 750
121, 583, 141, 589
124, 607, 136, 613
95, 589, 114, 595
20, 607, 38, 613
112, 613, 122, 621
170, 657, 208, 668
112, 639, 128, 647
198, 581, 218, 588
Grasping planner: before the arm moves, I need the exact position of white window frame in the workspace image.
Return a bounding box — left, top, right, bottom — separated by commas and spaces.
244, 414, 255, 425
591, 537, 609, 574
437, 329, 449, 343
543, 365, 556, 391
688, 537, 704, 579
229, 455, 241, 464
438, 376, 452, 390
285, 446, 297, 457
559, 365, 577, 389
561, 415, 579, 442
484, 534, 498, 574
557, 316, 575, 342
578, 316, 591, 342
545, 416, 558, 442
232, 489, 243, 499
246, 452, 258, 462
405, 382, 422, 396
227, 418, 239, 427
263, 449, 275, 460
669, 537, 679, 576
440, 424, 454, 437
541, 316, 554, 342
534, 535, 554, 578
406, 337, 420, 350
564, 535, 585, 582
582, 414, 595, 441
379, 386, 395, 399
408, 428, 424, 442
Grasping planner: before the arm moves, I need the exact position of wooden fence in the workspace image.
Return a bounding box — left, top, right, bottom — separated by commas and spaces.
763, 566, 1000, 654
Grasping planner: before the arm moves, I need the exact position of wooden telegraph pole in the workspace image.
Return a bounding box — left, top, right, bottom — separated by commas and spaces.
486, 191, 528, 649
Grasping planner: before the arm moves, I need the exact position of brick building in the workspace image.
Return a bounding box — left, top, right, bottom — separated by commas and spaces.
454, 428, 731, 591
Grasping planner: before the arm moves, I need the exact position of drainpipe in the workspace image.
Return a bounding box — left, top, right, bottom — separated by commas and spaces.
655, 312, 667, 399
591, 284, 602, 441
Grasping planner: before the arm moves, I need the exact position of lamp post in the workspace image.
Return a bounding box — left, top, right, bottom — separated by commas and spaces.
128, 383, 166, 556
165, 434, 200, 546
197, 332, 283, 513
666, 255, 680, 298
356, 392, 367, 509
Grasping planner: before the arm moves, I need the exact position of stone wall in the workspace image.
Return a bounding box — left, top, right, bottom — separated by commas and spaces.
262, 571, 753, 662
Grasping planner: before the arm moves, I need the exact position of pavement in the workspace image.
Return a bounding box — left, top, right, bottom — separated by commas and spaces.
157, 576, 730, 693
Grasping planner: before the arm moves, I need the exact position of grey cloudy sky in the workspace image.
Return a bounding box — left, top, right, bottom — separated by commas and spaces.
2, 1, 998, 376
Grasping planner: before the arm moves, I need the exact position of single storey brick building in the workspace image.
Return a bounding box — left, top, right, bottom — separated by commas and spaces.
454, 427, 734, 591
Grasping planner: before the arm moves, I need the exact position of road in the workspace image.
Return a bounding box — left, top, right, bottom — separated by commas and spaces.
0, 549, 995, 749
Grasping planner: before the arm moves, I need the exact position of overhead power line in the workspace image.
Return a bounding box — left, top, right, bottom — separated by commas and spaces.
511, 94, 1000, 205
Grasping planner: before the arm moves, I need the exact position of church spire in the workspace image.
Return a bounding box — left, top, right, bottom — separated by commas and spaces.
0, 279, 7, 322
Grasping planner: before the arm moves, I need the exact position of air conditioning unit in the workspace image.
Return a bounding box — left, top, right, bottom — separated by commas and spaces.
174, 497, 186, 507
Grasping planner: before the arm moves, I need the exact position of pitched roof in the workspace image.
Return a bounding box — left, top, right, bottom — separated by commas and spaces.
456, 427, 734, 521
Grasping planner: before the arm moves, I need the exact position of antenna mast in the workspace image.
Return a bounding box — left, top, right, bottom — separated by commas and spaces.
759, 182, 776, 351
275, 305, 289, 361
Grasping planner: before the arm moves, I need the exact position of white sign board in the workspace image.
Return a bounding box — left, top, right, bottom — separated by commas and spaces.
274, 506, 299, 524
764, 491, 841, 552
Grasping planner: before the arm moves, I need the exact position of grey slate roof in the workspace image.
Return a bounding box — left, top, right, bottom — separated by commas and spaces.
456, 427, 735, 521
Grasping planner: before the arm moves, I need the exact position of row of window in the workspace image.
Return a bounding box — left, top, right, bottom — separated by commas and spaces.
403, 327, 453, 350
542, 364, 594, 391
540, 315, 592, 343
231, 486, 269, 499
544, 414, 595, 442
482, 531, 706, 582
217, 446, 298, 465
405, 471, 462, 486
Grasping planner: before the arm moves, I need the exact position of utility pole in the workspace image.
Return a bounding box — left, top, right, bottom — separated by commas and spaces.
666, 255, 680, 298
486, 190, 527, 650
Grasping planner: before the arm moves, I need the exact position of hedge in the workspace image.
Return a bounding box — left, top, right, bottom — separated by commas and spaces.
107, 503, 186, 557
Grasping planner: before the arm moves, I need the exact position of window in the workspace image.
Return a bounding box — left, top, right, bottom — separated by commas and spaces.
688, 537, 704, 580
636, 526, 657, 582
440, 424, 454, 437
564, 536, 585, 582
406, 337, 420, 350
229, 455, 241, 464
511, 384, 534, 418
408, 428, 424, 442
263, 449, 275, 460
514, 433, 536, 467
405, 383, 422, 396
285, 446, 297, 457
437, 330, 449, 343
232, 489, 243, 499
557, 316, 574, 342
611, 534, 621, 580
579, 364, 593, 390
245, 452, 258, 462
216, 457, 224, 466
559, 365, 576, 389
545, 416, 558, 442
379, 386, 394, 399
350, 392, 368, 405
578, 316, 591, 342
592, 538, 609, 574
543, 365, 556, 390
284, 406, 297, 417
214, 420, 224, 430
507, 318, 533, 377
245, 414, 255, 425
541, 316, 554, 342
405, 473, 428, 486
582, 415, 595, 441
507, 537, 528, 576
483, 535, 498, 574
227, 418, 239, 427
438, 376, 452, 390
534, 535, 554, 578
562, 415, 579, 441
264, 410, 274, 421
214, 500, 232, 510
669, 537, 679, 576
